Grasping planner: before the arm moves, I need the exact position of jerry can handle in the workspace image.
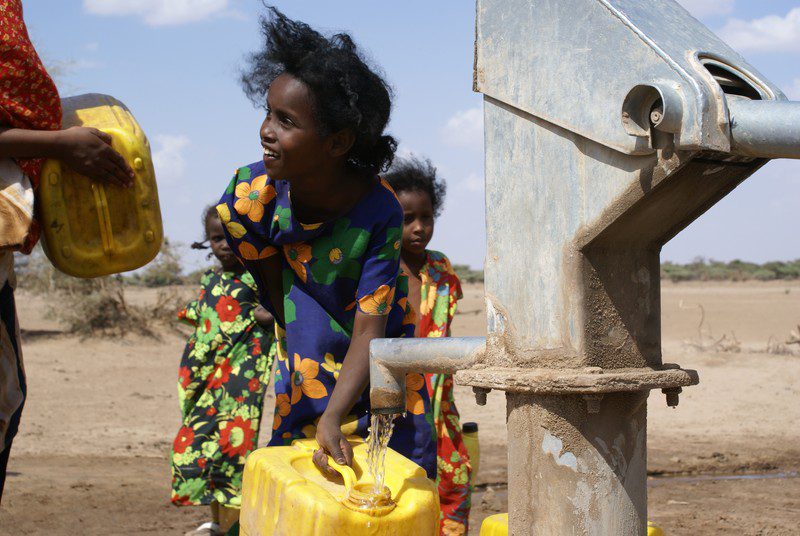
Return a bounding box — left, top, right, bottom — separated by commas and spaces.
327, 457, 357, 493
90, 182, 115, 254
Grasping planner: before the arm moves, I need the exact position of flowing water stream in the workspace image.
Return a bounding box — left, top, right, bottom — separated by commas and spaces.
366, 413, 396, 493
339, 413, 398, 514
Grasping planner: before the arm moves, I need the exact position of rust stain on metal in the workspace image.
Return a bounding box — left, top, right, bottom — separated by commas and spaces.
369, 386, 404, 413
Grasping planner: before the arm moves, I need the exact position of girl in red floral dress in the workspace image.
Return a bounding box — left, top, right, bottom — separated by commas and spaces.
385, 157, 471, 535
171, 206, 276, 536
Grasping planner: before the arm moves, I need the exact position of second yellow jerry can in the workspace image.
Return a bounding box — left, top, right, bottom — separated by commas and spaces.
479, 513, 666, 535
39, 93, 162, 278
240, 437, 439, 536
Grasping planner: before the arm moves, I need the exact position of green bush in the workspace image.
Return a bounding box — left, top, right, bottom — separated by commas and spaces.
660, 258, 800, 282
452, 264, 484, 283
662, 262, 695, 282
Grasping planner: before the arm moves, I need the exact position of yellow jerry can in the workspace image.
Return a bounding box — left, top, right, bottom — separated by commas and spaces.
479, 513, 665, 535
39, 93, 162, 278
461, 422, 479, 486
479, 513, 508, 536
240, 437, 439, 536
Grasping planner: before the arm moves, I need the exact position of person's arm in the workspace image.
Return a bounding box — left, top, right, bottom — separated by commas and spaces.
313, 311, 388, 474
254, 305, 275, 329
249, 253, 285, 325
0, 126, 133, 187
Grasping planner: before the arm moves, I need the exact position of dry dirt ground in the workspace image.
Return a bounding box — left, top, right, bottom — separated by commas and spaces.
1, 281, 799, 535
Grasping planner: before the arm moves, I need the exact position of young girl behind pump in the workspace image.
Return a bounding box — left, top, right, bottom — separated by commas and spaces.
385, 156, 472, 535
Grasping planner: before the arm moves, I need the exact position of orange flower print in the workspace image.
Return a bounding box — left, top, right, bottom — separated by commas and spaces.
441, 518, 467, 536
419, 280, 438, 317
239, 242, 278, 261
396, 296, 416, 327
344, 290, 357, 312
273, 393, 291, 430
405, 373, 426, 415
283, 242, 312, 282
321, 353, 341, 380
234, 175, 276, 222
358, 285, 395, 315
403, 300, 417, 326
290, 353, 328, 404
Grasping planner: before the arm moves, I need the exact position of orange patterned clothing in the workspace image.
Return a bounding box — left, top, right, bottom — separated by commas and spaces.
0, 0, 62, 253
418, 250, 471, 535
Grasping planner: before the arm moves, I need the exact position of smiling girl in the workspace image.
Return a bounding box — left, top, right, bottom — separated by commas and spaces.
217, 8, 436, 479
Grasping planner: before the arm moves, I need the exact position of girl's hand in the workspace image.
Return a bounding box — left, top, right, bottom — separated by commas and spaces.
312, 312, 388, 476
313, 412, 354, 476
56, 126, 134, 187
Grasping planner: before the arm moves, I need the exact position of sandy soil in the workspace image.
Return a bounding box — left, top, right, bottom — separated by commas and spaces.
1, 281, 799, 534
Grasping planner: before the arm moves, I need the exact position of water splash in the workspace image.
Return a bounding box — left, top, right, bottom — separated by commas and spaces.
366, 413, 396, 493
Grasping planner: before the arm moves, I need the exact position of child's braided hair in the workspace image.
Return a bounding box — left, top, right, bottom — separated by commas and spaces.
241, 5, 397, 176
191, 204, 220, 250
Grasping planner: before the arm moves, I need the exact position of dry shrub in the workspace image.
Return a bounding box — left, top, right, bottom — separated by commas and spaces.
149, 287, 191, 332
50, 277, 157, 338
788, 325, 800, 347
773, 325, 800, 356
765, 336, 796, 356
680, 301, 741, 353
126, 238, 185, 287
15, 245, 187, 339
681, 301, 799, 356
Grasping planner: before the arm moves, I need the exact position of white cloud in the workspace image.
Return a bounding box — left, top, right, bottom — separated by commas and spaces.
464, 172, 484, 193
784, 78, 800, 99
83, 42, 99, 52
83, 0, 229, 27
441, 107, 484, 148
677, 0, 734, 19
718, 8, 800, 52
70, 58, 103, 71
152, 134, 190, 183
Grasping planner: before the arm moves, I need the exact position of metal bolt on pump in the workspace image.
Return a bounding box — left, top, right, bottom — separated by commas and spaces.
473, 387, 490, 406
663, 387, 682, 408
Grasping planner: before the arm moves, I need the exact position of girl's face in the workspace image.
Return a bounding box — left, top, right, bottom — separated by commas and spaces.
207, 216, 239, 271
397, 189, 435, 257
260, 73, 329, 182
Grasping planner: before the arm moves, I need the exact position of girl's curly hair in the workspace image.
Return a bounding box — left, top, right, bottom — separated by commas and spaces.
241, 6, 397, 176
383, 156, 447, 218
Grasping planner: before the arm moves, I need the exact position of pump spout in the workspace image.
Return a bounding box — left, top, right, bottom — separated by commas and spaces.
369, 337, 486, 414
727, 98, 800, 159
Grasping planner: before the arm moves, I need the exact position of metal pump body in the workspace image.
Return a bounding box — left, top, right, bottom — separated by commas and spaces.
370, 1, 800, 534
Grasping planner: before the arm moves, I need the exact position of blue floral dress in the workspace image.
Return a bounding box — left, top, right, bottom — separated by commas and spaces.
217, 161, 436, 478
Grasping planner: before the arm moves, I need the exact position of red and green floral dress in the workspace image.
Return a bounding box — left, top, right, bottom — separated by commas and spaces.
418, 251, 471, 536
171, 269, 276, 508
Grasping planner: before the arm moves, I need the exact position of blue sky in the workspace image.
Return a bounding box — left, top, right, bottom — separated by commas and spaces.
22, 0, 800, 270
